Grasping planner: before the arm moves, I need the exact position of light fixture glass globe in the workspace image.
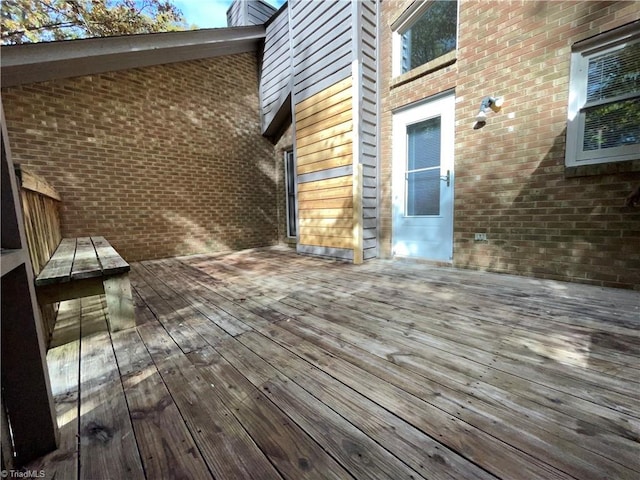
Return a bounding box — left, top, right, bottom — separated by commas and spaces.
490, 97, 504, 112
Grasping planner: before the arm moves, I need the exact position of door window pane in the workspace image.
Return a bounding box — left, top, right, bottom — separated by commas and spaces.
407, 169, 440, 216
406, 116, 442, 216
401, 1, 457, 73
407, 117, 441, 170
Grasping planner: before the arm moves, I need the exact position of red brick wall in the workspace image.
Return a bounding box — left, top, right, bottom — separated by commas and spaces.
2, 53, 280, 262
380, 0, 640, 289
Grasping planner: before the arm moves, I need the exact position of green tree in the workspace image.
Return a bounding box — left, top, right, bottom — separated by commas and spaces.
403, 0, 457, 72
1, 0, 189, 44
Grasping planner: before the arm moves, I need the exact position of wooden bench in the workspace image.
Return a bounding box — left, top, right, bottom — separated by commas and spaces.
35, 236, 135, 332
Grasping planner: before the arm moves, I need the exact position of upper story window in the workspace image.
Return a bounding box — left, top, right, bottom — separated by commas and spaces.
566, 24, 640, 167
392, 1, 458, 77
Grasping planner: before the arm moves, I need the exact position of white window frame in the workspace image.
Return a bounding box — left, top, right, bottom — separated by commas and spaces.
566, 25, 640, 167
391, 0, 459, 78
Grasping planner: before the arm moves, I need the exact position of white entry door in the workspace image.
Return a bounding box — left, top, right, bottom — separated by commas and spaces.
392, 93, 455, 261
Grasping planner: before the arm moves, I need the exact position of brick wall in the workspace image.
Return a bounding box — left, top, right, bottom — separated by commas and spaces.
2, 53, 279, 262
380, 0, 640, 289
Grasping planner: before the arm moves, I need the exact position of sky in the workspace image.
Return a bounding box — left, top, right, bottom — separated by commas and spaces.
172, 0, 287, 29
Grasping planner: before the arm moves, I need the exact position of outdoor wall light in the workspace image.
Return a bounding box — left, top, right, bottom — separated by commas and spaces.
474, 96, 504, 129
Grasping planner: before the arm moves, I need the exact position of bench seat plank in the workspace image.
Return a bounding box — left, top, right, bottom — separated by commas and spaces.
36, 237, 135, 332
70, 237, 101, 281
35, 238, 77, 286
92, 236, 130, 276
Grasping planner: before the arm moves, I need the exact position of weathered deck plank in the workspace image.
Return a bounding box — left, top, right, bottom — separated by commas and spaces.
137, 320, 283, 480
188, 346, 354, 480
27, 299, 81, 480
71, 237, 101, 281
32, 247, 640, 480
78, 296, 145, 480
35, 238, 76, 286
215, 337, 428, 480
207, 276, 640, 476
111, 326, 212, 480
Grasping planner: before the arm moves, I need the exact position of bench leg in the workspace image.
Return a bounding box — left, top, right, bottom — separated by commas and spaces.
103, 273, 135, 332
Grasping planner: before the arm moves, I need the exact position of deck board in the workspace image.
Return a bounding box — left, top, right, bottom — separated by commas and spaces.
27, 299, 81, 480
137, 320, 283, 480
187, 346, 355, 480
78, 296, 145, 480
110, 326, 211, 480
31, 247, 640, 480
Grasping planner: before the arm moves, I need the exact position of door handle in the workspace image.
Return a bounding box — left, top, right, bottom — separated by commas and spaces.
440, 169, 451, 187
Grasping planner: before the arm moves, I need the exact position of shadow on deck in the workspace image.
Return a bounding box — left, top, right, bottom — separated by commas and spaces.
29, 246, 640, 479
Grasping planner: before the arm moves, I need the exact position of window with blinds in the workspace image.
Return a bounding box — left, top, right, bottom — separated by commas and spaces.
406, 118, 441, 216
583, 42, 640, 152
566, 25, 640, 167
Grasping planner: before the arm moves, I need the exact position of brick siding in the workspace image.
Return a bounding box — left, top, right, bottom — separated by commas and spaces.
2, 53, 280, 262
380, 0, 640, 289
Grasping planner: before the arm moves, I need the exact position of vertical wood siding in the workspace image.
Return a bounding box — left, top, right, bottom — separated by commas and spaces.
261, 7, 291, 135
296, 78, 355, 256
290, 0, 353, 104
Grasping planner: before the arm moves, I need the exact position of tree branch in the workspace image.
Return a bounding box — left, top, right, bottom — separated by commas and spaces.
1, 21, 79, 38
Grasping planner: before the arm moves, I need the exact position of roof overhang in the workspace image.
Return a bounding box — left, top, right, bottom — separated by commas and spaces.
1, 26, 266, 87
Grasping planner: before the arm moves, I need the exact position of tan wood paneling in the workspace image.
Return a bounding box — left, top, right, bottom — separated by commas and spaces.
296, 100, 352, 131
299, 218, 354, 228
297, 109, 352, 139
299, 226, 354, 238
295, 77, 352, 116
296, 131, 352, 159
297, 119, 353, 149
295, 78, 355, 252
296, 89, 352, 124
299, 235, 354, 249
298, 175, 353, 192
298, 156, 351, 175
298, 208, 354, 220
297, 146, 352, 167
298, 197, 353, 210
297, 158, 354, 175
298, 185, 353, 202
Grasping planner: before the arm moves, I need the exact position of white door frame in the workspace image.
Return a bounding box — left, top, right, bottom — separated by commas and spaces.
392, 92, 455, 262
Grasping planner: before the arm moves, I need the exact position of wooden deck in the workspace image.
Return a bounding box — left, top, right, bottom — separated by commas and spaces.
30, 247, 639, 480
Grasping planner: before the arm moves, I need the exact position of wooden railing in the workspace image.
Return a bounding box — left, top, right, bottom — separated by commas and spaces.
18, 166, 62, 343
